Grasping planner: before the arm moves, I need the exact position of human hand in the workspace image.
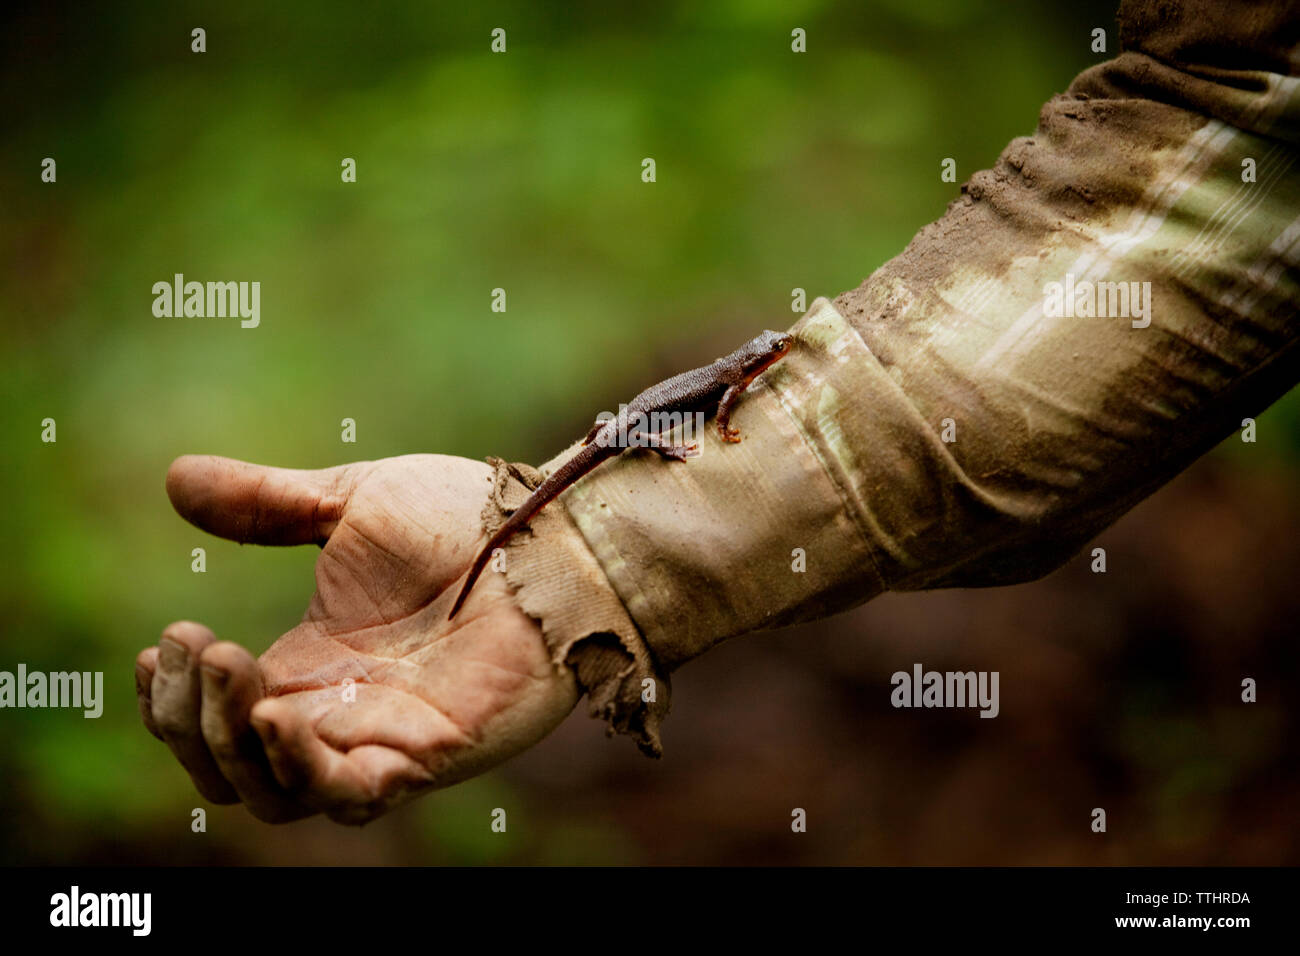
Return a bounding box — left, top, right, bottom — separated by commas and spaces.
136, 454, 578, 824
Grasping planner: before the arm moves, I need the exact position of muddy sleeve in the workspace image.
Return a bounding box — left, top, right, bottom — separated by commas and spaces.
483, 0, 1300, 754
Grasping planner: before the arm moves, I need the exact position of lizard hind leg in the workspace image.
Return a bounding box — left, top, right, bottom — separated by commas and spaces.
631, 431, 698, 461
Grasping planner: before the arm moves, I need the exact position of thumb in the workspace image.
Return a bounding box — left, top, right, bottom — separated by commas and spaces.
165, 454, 360, 546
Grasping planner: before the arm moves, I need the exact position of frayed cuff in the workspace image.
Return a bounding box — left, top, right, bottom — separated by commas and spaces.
480, 456, 669, 757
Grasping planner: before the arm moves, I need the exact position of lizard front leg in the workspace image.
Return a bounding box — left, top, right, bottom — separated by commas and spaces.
715, 383, 750, 442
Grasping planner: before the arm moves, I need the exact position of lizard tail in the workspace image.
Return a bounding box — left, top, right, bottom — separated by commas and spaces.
447, 471, 570, 618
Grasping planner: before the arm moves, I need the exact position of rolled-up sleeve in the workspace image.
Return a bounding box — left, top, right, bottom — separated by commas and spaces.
558, 0, 1300, 653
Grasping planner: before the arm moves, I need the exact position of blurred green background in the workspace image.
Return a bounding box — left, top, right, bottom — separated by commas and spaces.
2, 0, 1297, 864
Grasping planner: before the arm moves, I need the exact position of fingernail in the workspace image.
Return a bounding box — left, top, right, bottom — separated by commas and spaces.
200, 664, 229, 688
159, 638, 187, 669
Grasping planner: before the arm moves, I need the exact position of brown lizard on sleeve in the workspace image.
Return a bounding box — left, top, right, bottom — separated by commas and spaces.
448, 329, 794, 618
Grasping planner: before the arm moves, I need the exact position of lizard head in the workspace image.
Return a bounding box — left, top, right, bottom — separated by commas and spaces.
738, 330, 794, 376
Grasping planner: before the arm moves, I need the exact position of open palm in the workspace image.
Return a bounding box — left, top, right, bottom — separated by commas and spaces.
136, 454, 578, 824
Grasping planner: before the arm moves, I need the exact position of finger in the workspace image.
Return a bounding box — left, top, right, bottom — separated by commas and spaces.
151, 622, 241, 804
135, 647, 162, 741
166, 454, 360, 546
251, 699, 435, 826
198, 642, 315, 823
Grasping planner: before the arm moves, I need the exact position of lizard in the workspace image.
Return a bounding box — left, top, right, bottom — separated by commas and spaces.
448, 329, 794, 618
